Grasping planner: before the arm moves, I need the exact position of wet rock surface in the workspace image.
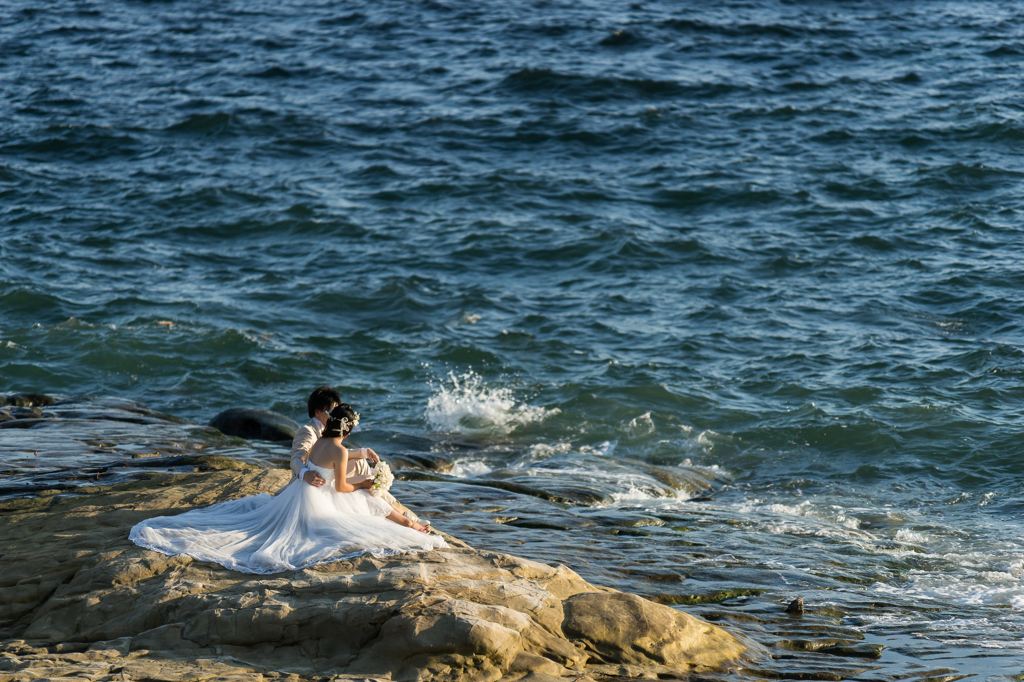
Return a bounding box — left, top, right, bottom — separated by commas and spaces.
0, 468, 746, 682
0, 393, 57, 408
0, 396, 289, 497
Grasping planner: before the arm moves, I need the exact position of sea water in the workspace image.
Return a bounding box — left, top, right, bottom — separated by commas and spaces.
2, 0, 1024, 678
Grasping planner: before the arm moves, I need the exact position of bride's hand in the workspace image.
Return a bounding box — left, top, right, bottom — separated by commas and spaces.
358, 479, 374, 490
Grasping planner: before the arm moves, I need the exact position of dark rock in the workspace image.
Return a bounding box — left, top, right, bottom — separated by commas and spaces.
2, 393, 56, 408
386, 452, 453, 472
786, 596, 804, 614
507, 519, 576, 531
208, 407, 298, 442
818, 642, 885, 659
651, 589, 766, 606
0, 418, 46, 430
10, 407, 43, 419
600, 28, 642, 47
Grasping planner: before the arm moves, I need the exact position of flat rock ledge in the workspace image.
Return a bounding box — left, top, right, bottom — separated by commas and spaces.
0, 467, 747, 682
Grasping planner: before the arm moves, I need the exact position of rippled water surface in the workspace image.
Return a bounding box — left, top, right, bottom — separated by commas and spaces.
3, 0, 1024, 678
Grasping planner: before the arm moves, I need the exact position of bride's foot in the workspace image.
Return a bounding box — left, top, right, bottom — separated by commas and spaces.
409, 520, 432, 533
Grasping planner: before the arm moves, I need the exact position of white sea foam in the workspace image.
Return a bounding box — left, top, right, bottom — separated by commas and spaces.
695, 430, 718, 445
580, 441, 616, 457
624, 412, 655, 438
610, 483, 692, 503
678, 458, 730, 479
504, 438, 713, 504
867, 537, 1024, 610
735, 498, 872, 540
875, 577, 1024, 608
718, 485, 1024, 645
510, 441, 573, 468
447, 459, 493, 478
507, 458, 691, 504
425, 371, 556, 435
894, 528, 930, 544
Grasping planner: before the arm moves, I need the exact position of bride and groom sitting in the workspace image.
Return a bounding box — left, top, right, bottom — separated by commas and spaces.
288, 386, 429, 533
129, 387, 446, 574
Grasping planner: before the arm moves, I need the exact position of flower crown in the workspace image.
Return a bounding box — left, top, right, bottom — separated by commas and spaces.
326, 410, 359, 436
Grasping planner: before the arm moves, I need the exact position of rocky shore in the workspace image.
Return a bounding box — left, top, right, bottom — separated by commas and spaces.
0, 461, 748, 682
2, 394, 899, 681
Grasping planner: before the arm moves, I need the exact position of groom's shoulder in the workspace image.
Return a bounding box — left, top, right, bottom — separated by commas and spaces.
291, 421, 319, 449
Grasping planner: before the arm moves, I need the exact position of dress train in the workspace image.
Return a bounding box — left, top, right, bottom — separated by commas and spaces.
129, 462, 447, 574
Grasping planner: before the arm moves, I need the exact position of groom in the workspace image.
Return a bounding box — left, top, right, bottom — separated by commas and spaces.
287, 386, 421, 521
288, 385, 345, 488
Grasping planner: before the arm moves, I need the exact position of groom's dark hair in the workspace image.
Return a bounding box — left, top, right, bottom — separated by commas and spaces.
307, 386, 341, 418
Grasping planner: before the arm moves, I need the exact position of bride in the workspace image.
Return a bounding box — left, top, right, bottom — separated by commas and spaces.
129, 404, 448, 574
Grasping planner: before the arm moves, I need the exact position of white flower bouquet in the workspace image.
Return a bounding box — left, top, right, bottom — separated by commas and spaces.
371, 461, 394, 498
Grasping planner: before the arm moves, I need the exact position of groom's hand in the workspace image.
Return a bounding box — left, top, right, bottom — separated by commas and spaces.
365, 448, 380, 464
303, 470, 326, 487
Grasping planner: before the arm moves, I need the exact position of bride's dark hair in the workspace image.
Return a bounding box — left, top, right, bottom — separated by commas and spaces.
322, 403, 358, 438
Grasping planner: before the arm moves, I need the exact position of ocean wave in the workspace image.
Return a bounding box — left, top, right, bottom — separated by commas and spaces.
913, 162, 1024, 192
446, 459, 494, 477
433, 432, 726, 505
874, 560, 1024, 609
893, 527, 931, 545
660, 17, 855, 40
425, 371, 556, 436
0, 287, 77, 322
500, 68, 733, 102
166, 112, 239, 135
1, 125, 141, 161
651, 184, 791, 211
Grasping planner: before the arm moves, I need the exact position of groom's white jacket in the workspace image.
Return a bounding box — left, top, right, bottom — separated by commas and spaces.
289, 417, 323, 482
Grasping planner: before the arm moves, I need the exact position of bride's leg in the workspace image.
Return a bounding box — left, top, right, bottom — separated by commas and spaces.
388, 502, 430, 529
388, 500, 424, 524
385, 509, 428, 532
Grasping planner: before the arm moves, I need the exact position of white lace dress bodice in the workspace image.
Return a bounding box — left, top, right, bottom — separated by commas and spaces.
129, 460, 446, 574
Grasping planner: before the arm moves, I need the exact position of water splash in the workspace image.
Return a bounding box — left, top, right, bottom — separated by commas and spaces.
425, 371, 556, 436
447, 460, 494, 478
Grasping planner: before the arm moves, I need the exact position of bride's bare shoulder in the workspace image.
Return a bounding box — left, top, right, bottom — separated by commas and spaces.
309, 438, 342, 465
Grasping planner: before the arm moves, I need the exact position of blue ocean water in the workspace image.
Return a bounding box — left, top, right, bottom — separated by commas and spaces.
3, 0, 1024, 677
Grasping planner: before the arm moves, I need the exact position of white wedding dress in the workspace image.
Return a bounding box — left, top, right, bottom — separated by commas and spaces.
129, 462, 447, 574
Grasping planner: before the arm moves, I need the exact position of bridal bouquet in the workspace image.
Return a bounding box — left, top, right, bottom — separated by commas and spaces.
371, 461, 394, 498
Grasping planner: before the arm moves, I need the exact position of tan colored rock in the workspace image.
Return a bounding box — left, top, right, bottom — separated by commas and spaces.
0, 467, 747, 682
562, 592, 744, 669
